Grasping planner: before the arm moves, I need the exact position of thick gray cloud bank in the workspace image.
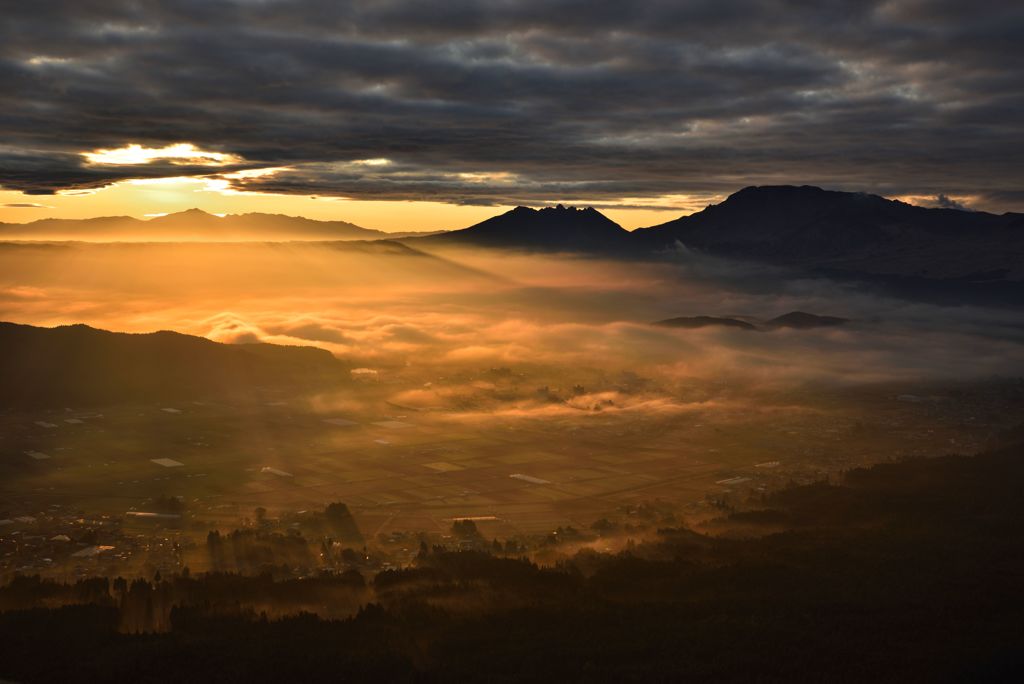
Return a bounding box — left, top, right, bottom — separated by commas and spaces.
2, 1, 1022, 210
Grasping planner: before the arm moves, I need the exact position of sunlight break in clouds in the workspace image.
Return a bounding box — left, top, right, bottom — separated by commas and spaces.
122, 167, 294, 197
82, 143, 242, 166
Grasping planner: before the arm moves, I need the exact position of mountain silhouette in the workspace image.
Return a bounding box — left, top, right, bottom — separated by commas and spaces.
417, 204, 632, 251
145, 209, 382, 240
634, 185, 1024, 282
408, 188, 1024, 297
0, 209, 434, 242
0, 322, 346, 407
6, 187, 1024, 306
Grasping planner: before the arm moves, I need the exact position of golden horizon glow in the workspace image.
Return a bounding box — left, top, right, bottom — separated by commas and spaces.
5, 143, 710, 230
0, 177, 703, 231
892, 194, 978, 210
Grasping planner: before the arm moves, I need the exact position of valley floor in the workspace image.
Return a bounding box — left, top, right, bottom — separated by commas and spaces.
2, 433, 1024, 682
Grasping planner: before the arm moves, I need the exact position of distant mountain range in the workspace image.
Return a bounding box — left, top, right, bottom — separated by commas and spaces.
653, 312, 848, 331
0, 208, 435, 242
421, 186, 1023, 279
408, 185, 1024, 306
0, 322, 345, 407
8, 189, 1022, 280
5, 186, 1023, 305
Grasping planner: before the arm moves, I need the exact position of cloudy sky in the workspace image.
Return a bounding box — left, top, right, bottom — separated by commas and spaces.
1, 0, 1022, 229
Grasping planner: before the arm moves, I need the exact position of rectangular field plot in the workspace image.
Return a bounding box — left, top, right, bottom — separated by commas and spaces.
548, 481, 623, 497
150, 458, 185, 467
589, 452, 647, 465
509, 473, 551, 484
398, 488, 444, 502
549, 468, 616, 481
372, 420, 414, 429
323, 417, 359, 427
336, 468, 395, 483
422, 461, 464, 472
493, 452, 558, 465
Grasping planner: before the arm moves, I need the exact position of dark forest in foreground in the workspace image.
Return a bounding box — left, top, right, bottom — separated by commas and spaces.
2, 431, 1023, 683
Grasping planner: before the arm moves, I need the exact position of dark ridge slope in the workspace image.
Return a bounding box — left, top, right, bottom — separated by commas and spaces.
0, 322, 345, 407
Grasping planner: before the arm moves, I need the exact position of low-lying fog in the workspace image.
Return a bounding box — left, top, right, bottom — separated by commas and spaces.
2, 241, 1022, 399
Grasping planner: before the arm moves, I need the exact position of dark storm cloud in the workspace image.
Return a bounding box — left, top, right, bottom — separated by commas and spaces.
1, 1, 1022, 211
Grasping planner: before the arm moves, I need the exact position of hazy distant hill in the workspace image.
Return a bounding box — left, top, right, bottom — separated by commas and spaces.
653, 311, 848, 331
653, 315, 757, 330
634, 185, 1024, 282
0, 209, 436, 242
0, 322, 345, 407
418, 204, 633, 251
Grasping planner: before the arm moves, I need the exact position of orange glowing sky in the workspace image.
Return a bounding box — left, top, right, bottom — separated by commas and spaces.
0, 143, 976, 230
0, 183, 700, 231
0, 156, 704, 233
0, 181, 507, 232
